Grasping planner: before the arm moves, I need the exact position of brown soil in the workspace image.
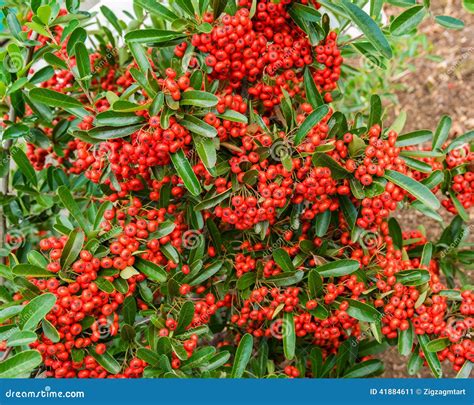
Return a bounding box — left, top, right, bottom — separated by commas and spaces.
379, 0, 473, 378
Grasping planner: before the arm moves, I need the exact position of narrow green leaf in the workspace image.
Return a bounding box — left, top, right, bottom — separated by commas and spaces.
230, 333, 253, 378
0, 350, 42, 378
340, 0, 392, 58
282, 312, 296, 360
317, 260, 359, 278
19, 293, 57, 331
384, 170, 440, 210
170, 149, 202, 196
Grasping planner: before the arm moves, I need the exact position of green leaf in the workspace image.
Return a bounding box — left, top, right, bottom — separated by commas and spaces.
273, 249, 295, 272
124, 29, 186, 44
0, 306, 23, 323
42, 319, 60, 343
384, 170, 440, 210
264, 271, 304, 287
283, 312, 296, 360
456, 361, 473, 378
123, 296, 137, 325
19, 293, 57, 331
215, 109, 248, 124
308, 270, 323, 297
398, 321, 414, 356
180, 115, 217, 138
0, 350, 42, 378
190, 260, 223, 286
395, 269, 431, 286
432, 115, 452, 151
134, 258, 167, 283
407, 347, 424, 375
90, 352, 121, 374
194, 136, 217, 169
237, 272, 257, 290
425, 338, 449, 353
74, 42, 90, 80
194, 189, 231, 211
390, 5, 426, 36
87, 124, 144, 140
60, 228, 85, 270
435, 15, 464, 30
304, 67, 324, 108
95, 278, 115, 293
463, 0, 474, 13
101, 5, 123, 34
176, 301, 195, 333
314, 210, 331, 237
10, 147, 37, 188
401, 156, 433, 174
201, 351, 231, 372
181, 91, 219, 108
135, 0, 180, 21
7, 330, 37, 347
418, 334, 443, 378
58, 186, 92, 234
446, 130, 474, 153
317, 259, 359, 278
230, 333, 253, 378
67, 27, 87, 56
396, 130, 432, 147
294, 105, 329, 146
343, 359, 384, 378
12, 264, 55, 278
181, 346, 215, 370
29, 88, 81, 109
95, 111, 144, 127
340, 0, 392, 58
170, 149, 202, 196
339, 195, 358, 230
346, 299, 382, 323
137, 348, 160, 367
420, 242, 433, 267
368, 95, 382, 127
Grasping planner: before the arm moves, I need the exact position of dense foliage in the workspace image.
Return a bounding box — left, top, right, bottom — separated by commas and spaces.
0, 0, 472, 379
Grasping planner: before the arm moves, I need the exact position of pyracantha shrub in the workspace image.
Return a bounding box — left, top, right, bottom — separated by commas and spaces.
0, 0, 472, 379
